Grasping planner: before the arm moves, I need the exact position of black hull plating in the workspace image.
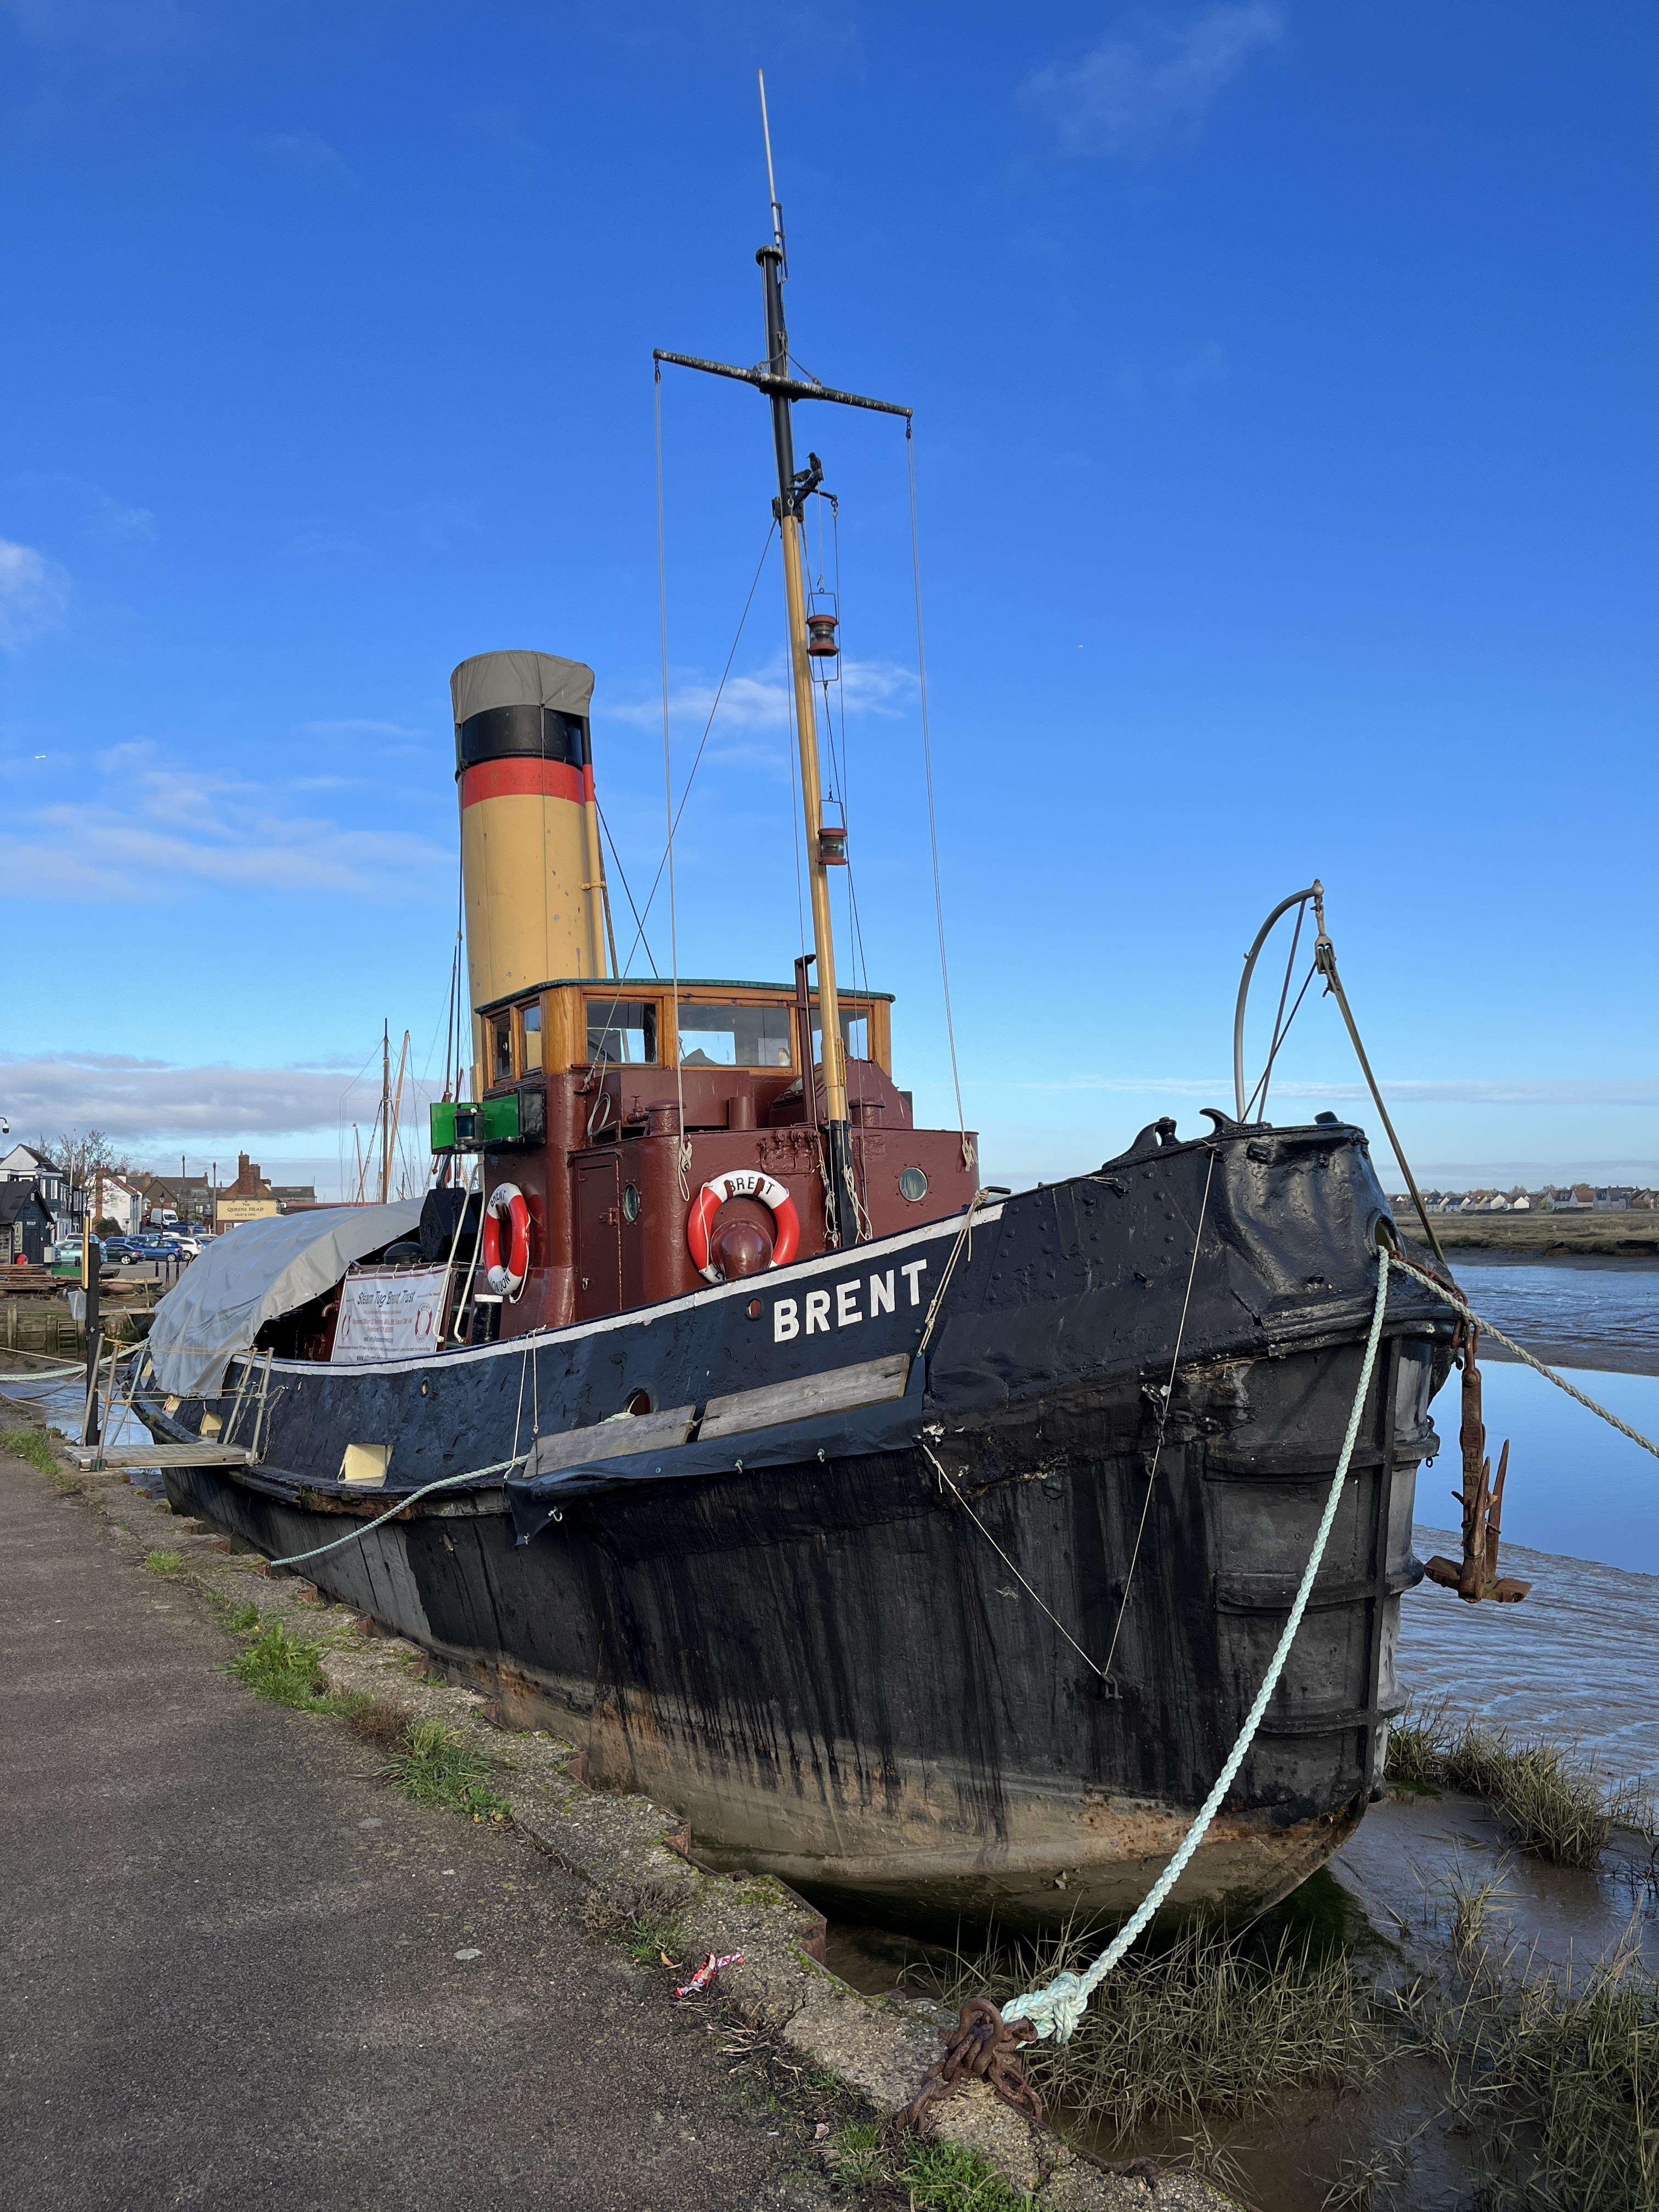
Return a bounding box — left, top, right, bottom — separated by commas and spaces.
142, 1127, 1452, 1929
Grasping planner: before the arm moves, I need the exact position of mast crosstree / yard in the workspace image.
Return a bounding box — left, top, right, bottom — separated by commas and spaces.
653, 72, 911, 1250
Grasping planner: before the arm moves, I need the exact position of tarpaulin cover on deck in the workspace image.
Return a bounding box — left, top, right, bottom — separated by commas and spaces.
145, 1202, 423, 1398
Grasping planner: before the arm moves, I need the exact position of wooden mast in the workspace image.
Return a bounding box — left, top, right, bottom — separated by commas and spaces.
755, 252, 860, 1244
652, 74, 913, 1244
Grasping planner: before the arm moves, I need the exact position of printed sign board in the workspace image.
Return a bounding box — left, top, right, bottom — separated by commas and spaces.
331, 1264, 449, 1366
217, 1198, 279, 1224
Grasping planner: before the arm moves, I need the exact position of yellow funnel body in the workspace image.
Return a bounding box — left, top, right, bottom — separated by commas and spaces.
451, 651, 608, 1024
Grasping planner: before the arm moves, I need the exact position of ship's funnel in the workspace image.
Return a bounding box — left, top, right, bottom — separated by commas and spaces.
451, 650, 608, 1022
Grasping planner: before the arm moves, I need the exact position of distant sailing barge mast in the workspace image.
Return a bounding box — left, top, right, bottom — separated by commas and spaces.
654, 74, 911, 1249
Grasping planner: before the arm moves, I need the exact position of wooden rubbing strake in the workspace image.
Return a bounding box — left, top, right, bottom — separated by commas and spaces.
698, 1353, 910, 1441
528, 1403, 696, 1477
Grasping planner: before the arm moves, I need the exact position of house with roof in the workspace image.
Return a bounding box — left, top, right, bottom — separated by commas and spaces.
1, 1181, 57, 1265
0, 1143, 84, 1245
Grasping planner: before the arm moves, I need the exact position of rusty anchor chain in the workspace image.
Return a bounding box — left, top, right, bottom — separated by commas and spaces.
901, 1997, 1044, 2130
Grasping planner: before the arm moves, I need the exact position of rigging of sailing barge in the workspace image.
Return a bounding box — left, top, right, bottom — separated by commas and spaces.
136, 125, 1456, 1933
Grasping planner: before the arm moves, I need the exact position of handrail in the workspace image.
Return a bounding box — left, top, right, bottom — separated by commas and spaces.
1233, 883, 1320, 1120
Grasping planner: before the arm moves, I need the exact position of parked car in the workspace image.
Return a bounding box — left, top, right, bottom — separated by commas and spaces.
100, 1235, 137, 1264
129, 1234, 188, 1263
170, 1233, 202, 1258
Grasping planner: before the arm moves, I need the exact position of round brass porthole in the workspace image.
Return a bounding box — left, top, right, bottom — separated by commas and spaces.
899, 1167, 929, 1203
622, 1183, 640, 1223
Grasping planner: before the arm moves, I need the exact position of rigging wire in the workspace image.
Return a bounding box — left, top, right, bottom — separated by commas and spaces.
1245, 960, 1318, 1124
654, 366, 691, 1198
1243, 895, 1311, 1122
904, 425, 969, 1162
595, 800, 659, 975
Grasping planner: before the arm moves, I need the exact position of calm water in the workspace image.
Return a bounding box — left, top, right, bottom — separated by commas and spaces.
1449, 1253, 1659, 1374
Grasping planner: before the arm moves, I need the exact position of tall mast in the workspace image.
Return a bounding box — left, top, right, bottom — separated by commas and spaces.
653, 74, 913, 1249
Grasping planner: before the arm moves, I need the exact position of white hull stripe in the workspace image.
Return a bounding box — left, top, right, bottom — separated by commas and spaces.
229, 1203, 1005, 1384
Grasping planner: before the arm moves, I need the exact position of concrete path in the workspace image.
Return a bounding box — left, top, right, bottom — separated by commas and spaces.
0, 1449, 834, 2212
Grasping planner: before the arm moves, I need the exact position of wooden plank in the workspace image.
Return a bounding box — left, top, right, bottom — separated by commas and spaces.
64, 1444, 252, 1470
698, 1353, 910, 1442
528, 1403, 697, 1477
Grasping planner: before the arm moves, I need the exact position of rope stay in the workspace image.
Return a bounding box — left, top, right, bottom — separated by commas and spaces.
1391, 1252, 1659, 1461
1001, 1252, 1393, 2046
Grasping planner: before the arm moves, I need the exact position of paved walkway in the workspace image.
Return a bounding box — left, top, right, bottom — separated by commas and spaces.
0, 1450, 833, 2212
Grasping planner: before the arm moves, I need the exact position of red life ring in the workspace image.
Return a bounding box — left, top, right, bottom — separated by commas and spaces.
686, 1170, 800, 1284
482, 1182, 532, 1295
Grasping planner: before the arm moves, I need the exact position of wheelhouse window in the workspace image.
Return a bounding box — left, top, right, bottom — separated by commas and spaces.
678, 1002, 794, 1069
520, 1000, 543, 1073
588, 998, 658, 1065
490, 1013, 514, 1085
812, 1005, 871, 1062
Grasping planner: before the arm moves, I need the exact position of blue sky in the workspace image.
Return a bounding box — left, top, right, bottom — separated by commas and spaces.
3, 0, 1654, 1197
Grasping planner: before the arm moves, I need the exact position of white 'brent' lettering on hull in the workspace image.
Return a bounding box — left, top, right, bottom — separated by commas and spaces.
773, 1260, 927, 1342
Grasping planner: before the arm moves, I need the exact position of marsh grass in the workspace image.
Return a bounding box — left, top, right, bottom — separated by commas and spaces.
381, 1717, 511, 1822
3, 1426, 59, 1477
918, 1914, 1380, 2144
1393, 1945, 1659, 2211
1386, 1706, 1651, 1869
230, 1623, 331, 1708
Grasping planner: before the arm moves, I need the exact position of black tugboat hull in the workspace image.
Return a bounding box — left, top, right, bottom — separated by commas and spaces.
142, 1126, 1452, 1932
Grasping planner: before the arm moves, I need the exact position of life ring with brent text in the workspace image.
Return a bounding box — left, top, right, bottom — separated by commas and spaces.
686, 1170, 800, 1284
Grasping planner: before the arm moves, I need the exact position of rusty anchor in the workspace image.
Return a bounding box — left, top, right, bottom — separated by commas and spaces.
1422, 1324, 1532, 1604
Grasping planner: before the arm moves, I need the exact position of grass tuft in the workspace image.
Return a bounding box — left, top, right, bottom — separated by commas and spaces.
143, 1548, 188, 1575
583, 1879, 689, 1965
919, 1914, 1378, 2145
226, 1602, 263, 1632
381, 1716, 511, 1822
337, 1694, 414, 1753
827, 2120, 888, 2190
1386, 1705, 1650, 1868
230, 1623, 331, 1708
895, 2139, 1037, 2210
2, 1426, 58, 1477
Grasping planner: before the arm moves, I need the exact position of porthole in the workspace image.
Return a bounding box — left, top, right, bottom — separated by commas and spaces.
624, 1388, 653, 1416
899, 1167, 929, 1203
621, 1182, 640, 1224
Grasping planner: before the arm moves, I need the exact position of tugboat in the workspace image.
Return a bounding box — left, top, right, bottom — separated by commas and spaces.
136, 148, 1454, 1934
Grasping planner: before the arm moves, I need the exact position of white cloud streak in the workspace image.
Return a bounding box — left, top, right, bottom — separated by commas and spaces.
609, 656, 917, 737
0, 1049, 447, 1145
0, 740, 452, 902
0, 538, 71, 652
1028, 3, 1285, 156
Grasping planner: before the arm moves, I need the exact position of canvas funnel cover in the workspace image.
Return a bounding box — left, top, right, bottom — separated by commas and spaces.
145, 1201, 423, 1398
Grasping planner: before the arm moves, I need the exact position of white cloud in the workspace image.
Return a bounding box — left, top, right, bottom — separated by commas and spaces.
1028, 3, 1285, 156
0, 539, 71, 652
0, 1049, 446, 1146
0, 740, 452, 903
609, 656, 916, 737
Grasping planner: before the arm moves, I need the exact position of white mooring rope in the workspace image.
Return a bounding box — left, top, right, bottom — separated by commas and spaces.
1001, 1251, 1393, 2044
998, 1244, 1659, 2044
1390, 1250, 1659, 1462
